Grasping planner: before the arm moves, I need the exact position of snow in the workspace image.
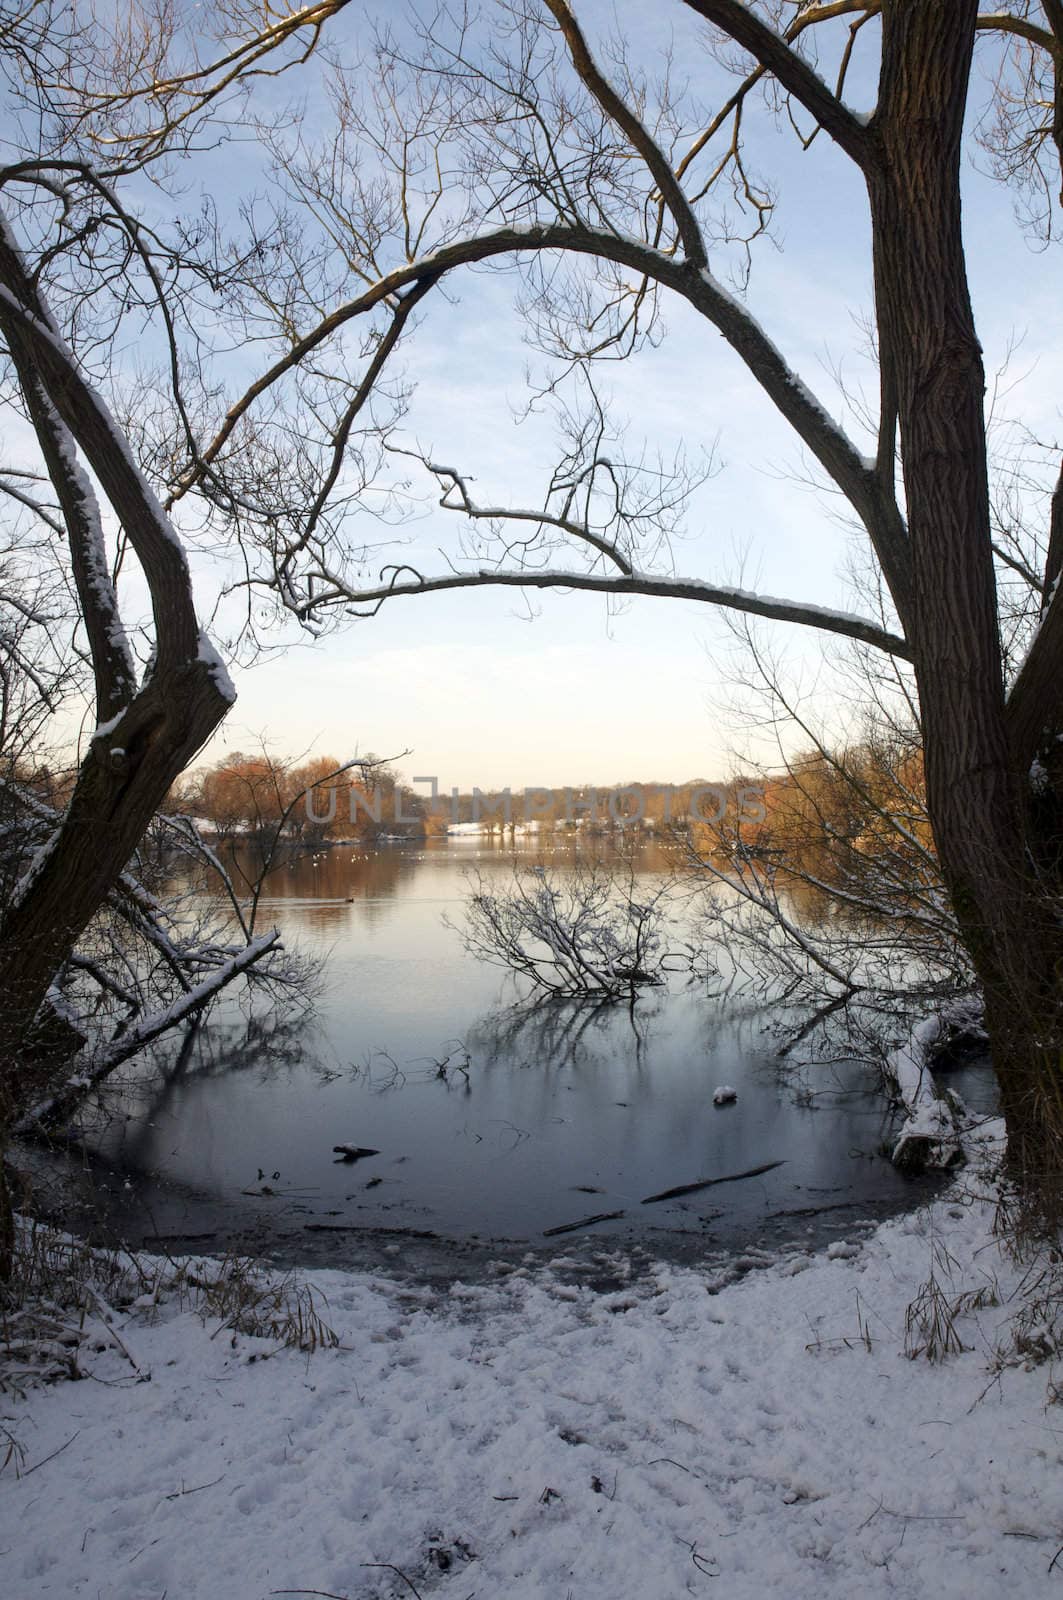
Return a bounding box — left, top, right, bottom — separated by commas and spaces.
7, 824, 60, 913
90, 711, 124, 742
29, 377, 137, 693
886, 1017, 963, 1170
4, 1178, 1063, 1600
0, 279, 188, 562
196, 629, 237, 706
694, 265, 843, 436
888, 1017, 944, 1105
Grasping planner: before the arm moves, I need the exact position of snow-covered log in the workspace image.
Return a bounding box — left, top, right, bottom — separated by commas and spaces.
885, 1016, 964, 1172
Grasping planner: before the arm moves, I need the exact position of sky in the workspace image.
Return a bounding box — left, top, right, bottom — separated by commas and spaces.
17, 1, 1063, 792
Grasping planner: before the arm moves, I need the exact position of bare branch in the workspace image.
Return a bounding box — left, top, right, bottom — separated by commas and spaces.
15, 931, 283, 1135
975, 12, 1060, 55
681, 0, 874, 168
171, 218, 910, 625
395, 452, 635, 576
307, 562, 909, 657
21, 2, 358, 174
542, 0, 707, 265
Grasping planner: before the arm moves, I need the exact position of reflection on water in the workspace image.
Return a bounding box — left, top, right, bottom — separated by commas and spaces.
63, 839, 969, 1258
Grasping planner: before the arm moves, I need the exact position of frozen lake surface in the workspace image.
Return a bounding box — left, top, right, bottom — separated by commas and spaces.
41, 840, 992, 1270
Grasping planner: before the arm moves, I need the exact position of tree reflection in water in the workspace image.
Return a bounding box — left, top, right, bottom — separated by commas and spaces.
466, 989, 661, 1078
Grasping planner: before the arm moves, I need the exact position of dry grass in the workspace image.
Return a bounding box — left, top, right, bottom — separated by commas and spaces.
985, 1163, 1063, 1391
989, 1259, 1063, 1395
1, 1217, 338, 1410
0, 1223, 118, 1393
805, 1289, 884, 1356
164, 1251, 340, 1354
903, 1238, 1000, 1364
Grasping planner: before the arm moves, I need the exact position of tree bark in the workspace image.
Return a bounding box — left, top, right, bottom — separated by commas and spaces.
0, 213, 235, 1122
869, 0, 1063, 1204
0, 661, 232, 1111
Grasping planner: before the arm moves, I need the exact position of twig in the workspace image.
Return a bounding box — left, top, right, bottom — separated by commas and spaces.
677, 1533, 720, 1577
163, 1474, 224, 1500
860, 1498, 966, 1528
362, 1566, 425, 1599
648, 1457, 698, 1475
22, 1430, 79, 1477
272, 1591, 351, 1599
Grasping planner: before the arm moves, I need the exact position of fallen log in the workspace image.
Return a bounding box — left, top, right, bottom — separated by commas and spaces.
641, 1160, 785, 1205
542, 1209, 626, 1237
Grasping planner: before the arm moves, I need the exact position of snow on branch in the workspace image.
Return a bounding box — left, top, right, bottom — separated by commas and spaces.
15, 931, 282, 1135
17, 375, 137, 722
297, 564, 911, 658
0, 217, 205, 671
886, 1015, 966, 1172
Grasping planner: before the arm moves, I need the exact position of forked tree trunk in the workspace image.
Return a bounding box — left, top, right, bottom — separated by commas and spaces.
869, 0, 1063, 1208
0, 212, 237, 1275
0, 661, 231, 1112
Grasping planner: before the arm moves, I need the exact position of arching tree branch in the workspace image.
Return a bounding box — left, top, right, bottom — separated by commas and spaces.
175, 220, 911, 626
291, 563, 910, 658
543, 0, 708, 265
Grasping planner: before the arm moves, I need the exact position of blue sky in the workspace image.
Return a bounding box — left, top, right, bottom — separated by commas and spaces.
83, 4, 1063, 788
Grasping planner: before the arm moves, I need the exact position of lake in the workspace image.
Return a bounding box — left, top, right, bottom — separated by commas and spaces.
38, 838, 989, 1277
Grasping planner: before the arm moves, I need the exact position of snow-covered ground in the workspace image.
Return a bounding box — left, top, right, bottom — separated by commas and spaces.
3, 1171, 1063, 1600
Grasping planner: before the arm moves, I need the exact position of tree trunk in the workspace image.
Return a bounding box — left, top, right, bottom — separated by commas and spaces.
0, 655, 230, 1278
0, 658, 231, 1117
868, 1, 1063, 1214
0, 209, 237, 1130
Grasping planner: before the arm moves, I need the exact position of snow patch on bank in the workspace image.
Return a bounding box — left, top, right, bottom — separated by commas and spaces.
2, 1184, 1061, 1599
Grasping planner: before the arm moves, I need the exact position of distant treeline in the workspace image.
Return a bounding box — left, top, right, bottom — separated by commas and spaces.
11, 738, 933, 873
169, 754, 430, 842
167, 752, 768, 844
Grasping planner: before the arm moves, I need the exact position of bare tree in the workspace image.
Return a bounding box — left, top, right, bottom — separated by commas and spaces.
451, 859, 673, 998
0, 4, 365, 1263
678, 616, 981, 1162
